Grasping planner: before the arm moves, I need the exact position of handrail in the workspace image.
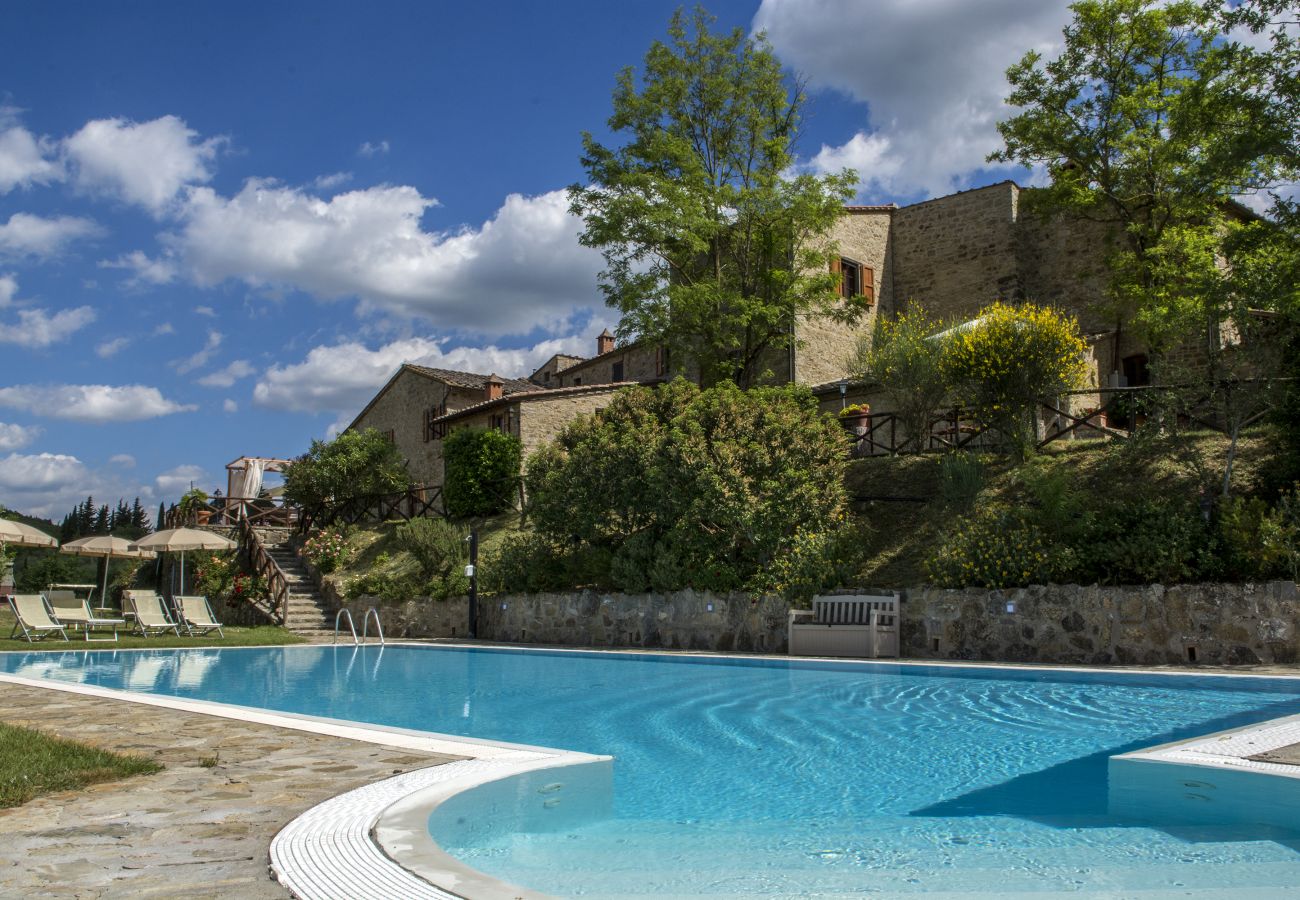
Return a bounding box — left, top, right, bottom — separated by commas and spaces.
361, 607, 385, 645
237, 517, 291, 625
334, 608, 358, 644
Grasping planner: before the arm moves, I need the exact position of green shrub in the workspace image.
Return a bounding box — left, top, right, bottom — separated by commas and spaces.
393, 518, 469, 599
443, 428, 522, 519
850, 309, 950, 451
284, 428, 410, 511
926, 506, 1064, 589
1079, 498, 1212, 585
347, 572, 412, 604
522, 379, 850, 594
1218, 488, 1300, 581
302, 529, 350, 573
938, 452, 984, 509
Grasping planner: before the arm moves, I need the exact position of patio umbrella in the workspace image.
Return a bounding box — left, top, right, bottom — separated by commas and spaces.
130, 527, 236, 595
0, 518, 59, 549
61, 535, 157, 608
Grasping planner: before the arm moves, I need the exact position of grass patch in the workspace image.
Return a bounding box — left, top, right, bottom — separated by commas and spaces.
0, 612, 305, 653
0, 722, 162, 808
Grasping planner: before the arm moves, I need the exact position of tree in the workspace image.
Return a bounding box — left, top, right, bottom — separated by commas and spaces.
568, 6, 861, 388
283, 428, 411, 511
513, 379, 853, 595
940, 302, 1089, 459
442, 428, 523, 519
990, 0, 1296, 349
849, 309, 951, 452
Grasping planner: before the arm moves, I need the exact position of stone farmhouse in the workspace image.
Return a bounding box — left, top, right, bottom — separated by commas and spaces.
349, 180, 1134, 491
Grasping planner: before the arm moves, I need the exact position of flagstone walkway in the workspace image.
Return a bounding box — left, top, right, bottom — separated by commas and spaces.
0, 683, 461, 898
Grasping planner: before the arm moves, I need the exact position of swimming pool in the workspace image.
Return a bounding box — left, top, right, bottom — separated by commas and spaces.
4, 644, 1300, 897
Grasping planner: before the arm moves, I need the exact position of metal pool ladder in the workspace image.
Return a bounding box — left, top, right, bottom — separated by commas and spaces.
333, 607, 384, 645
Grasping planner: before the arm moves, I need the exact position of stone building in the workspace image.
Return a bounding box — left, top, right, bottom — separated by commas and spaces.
348, 180, 1127, 490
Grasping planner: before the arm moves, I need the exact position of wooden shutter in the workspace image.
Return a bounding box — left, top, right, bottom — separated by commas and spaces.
862, 266, 875, 305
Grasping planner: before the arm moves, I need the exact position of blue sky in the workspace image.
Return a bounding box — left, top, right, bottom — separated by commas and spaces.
0, 0, 1075, 519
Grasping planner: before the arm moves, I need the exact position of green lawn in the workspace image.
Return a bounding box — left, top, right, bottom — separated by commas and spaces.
0, 609, 305, 653
0, 721, 162, 808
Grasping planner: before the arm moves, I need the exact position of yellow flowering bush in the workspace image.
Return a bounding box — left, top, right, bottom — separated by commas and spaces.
940, 302, 1088, 459
926, 507, 1069, 589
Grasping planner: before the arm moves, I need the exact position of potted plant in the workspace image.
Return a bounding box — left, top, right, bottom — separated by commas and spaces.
838, 403, 872, 430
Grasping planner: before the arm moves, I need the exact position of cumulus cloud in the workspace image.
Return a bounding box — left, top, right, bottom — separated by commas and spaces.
147, 183, 602, 335
254, 331, 594, 425
0, 212, 103, 259
0, 422, 41, 451
0, 451, 88, 492
313, 171, 352, 191
155, 464, 208, 496
0, 384, 197, 423
0, 107, 63, 193
358, 140, 390, 157
96, 336, 130, 358
0, 305, 96, 347
0, 273, 15, 306
109, 453, 136, 468
64, 114, 222, 215
196, 359, 254, 388
172, 329, 222, 374
755, 0, 1073, 198
99, 250, 177, 286
222, 398, 238, 413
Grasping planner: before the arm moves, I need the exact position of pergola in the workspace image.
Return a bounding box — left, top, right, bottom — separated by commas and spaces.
216, 456, 295, 525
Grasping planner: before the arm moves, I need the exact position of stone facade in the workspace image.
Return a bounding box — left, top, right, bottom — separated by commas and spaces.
333, 579, 1298, 667
556, 343, 662, 388
903, 581, 1300, 666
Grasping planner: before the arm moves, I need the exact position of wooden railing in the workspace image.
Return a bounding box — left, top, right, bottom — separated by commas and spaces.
164, 496, 299, 529
238, 516, 290, 625
299, 486, 446, 533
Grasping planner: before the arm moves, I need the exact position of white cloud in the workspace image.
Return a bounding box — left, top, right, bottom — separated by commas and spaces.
0, 384, 197, 423
64, 114, 222, 215
0, 273, 15, 307
154, 464, 207, 497
196, 359, 254, 388
0, 212, 102, 259
193, 305, 216, 317
172, 329, 222, 375
314, 171, 352, 190
0, 107, 63, 193
253, 330, 595, 430
0, 305, 96, 347
96, 336, 130, 358
0, 422, 41, 451
152, 183, 601, 335
99, 250, 177, 286
222, 398, 238, 413
756, 0, 1073, 198
0, 451, 88, 492
109, 453, 136, 468
152, 322, 176, 336
358, 140, 390, 157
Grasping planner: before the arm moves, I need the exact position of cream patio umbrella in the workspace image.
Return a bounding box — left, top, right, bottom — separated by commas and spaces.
61, 535, 157, 609
130, 527, 237, 595
1, 518, 58, 597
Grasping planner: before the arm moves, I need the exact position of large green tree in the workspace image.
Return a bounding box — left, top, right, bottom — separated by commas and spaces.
283, 428, 411, 511
569, 7, 861, 388
990, 0, 1296, 351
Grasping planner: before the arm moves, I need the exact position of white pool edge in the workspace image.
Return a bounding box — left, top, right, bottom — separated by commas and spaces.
5, 643, 1300, 899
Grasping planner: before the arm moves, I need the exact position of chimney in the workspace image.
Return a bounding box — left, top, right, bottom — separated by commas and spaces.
597, 328, 615, 356
485, 373, 504, 401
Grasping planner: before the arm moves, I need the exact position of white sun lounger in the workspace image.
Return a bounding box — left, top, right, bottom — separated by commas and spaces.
7, 594, 70, 642
44, 589, 125, 642
174, 595, 224, 638
123, 590, 182, 637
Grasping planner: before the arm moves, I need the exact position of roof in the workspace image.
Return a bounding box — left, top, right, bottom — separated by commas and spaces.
346, 363, 534, 433
843, 204, 898, 212
404, 364, 533, 393
433, 381, 640, 425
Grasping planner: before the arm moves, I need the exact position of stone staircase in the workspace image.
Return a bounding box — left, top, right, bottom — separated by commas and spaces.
264, 541, 336, 640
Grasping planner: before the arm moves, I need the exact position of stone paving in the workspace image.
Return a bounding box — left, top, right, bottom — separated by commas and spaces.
0, 682, 460, 898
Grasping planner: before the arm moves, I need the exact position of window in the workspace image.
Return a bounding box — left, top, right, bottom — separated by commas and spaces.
381, 429, 395, 444
573, 376, 582, 386
833, 257, 875, 304
423, 402, 447, 442
655, 345, 669, 377
611, 360, 624, 382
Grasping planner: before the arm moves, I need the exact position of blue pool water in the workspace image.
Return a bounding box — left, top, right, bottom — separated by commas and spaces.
5, 645, 1300, 897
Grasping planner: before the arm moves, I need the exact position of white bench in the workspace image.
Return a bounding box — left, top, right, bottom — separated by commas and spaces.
788, 593, 900, 659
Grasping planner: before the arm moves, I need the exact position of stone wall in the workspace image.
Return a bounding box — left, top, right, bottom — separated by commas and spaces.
903, 581, 1300, 666
352, 369, 452, 487
557, 344, 661, 388
517, 389, 626, 460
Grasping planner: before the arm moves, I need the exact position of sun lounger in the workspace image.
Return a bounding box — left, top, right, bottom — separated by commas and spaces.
44, 590, 124, 642
123, 590, 182, 637
7, 594, 70, 642
174, 595, 224, 638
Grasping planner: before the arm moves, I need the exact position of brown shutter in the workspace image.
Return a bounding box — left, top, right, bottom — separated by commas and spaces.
862, 266, 875, 304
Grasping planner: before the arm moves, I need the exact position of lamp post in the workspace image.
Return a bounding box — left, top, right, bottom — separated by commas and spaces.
465, 529, 479, 639
838, 380, 849, 410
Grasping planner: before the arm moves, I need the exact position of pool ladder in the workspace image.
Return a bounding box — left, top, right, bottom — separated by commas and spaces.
333, 607, 384, 645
